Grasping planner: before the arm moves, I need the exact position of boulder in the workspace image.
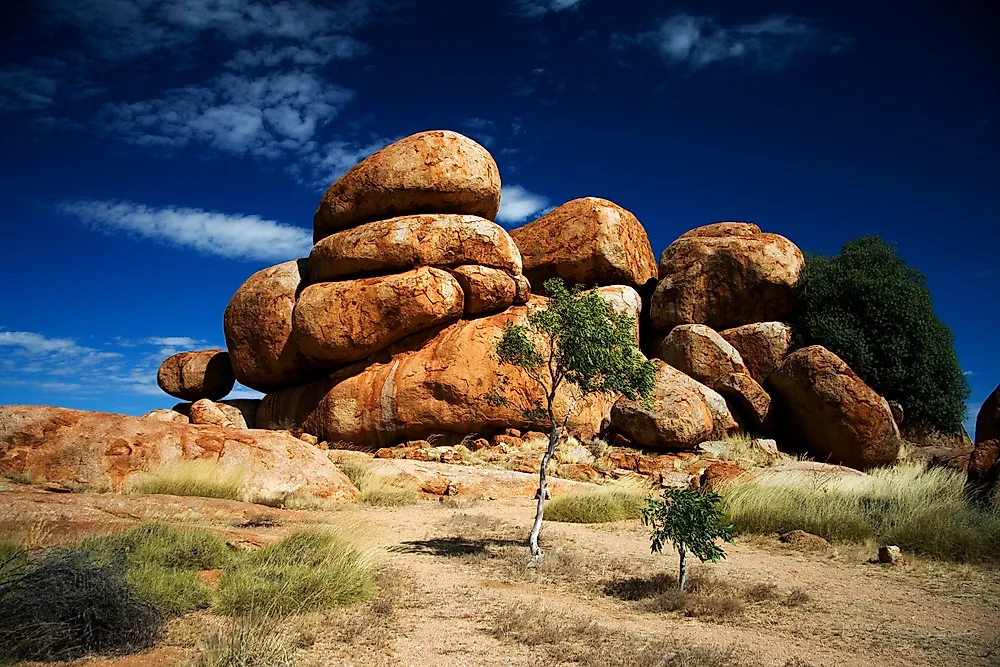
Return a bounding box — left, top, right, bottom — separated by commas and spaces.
171, 400, 259, 430
189, 399, 238, 429
141, 409, 190, 425
888, 401, 904, 425
975, 383, 1000, 443
293, 267, 464, 364
610, 360, 715, 451
768, 346, 901, 470
715, 372, 770, 429
313, 130, 501, 241
219, 399, 260, 430
508, 197, 658, 290
700, 461, 747, 492
258, 288, 640, 450
650, 222, 803, 331
513, 274, 531, 305
718, 322, 794, 384
156, 349, 235, 401
965, 440, 999, 507
0, 405, 359, 501
655, 324, 749, 386
309, 214, 522, 282
878, 545, 903, 565
223, 259, 323, 393
450, 265, 517, 315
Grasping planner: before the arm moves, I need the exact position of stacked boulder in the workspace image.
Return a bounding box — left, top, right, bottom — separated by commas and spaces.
154, 349, 260, 428
966, 383, 1000, 506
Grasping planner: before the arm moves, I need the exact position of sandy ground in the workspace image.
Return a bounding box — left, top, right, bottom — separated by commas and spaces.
3, 489, 999, 667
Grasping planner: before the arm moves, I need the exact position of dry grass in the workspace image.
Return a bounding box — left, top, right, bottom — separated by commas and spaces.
2, 472, 33, 485
195, 615, 299, 667
722, 462, 1000, 563
337, 460, 420, 507
545, 477, 650, 523
126, 460, 247, 501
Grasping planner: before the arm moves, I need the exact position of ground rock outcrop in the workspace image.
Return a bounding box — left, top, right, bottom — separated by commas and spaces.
309, 214, 522, 282
509, 197, 657, 290
223, 259, 323, 393
313, 130, 501, 242
650, 222, 803, 331
718, 322, 794, 385
975, 383, 1000, 444
768, 346, 901, 470
156, 350, 235, 401
293, 267, 464, 364
0, 405, 358, 501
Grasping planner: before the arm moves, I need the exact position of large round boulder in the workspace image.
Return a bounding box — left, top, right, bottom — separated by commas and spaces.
156, 349, 235, 401
257, 288, 641, 449
223, 259, 325, 393
309, 214, 522, 282
650, 222, 803, 331
450, 265, 517, 315
718, 322, 794, 384
964, 440, 999, 507
975, 383, 1000, 444
768, 345, 901, 470
655, 324, 749, 387
313, 130, 501, 242
508, 197, 658, 290
292, 267, 465, 365
611, 360, 715, 451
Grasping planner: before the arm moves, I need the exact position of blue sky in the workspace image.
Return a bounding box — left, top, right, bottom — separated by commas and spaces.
0, 0, 996, 432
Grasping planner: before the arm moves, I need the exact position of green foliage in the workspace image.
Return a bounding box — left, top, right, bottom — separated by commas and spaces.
794, 236, 970, 431
337, 460, 419, 507
642, 489, 734, 564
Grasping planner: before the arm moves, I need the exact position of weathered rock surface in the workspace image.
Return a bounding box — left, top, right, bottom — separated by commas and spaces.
258, 288, 640, 449
142, 409, 190, 424
450, 265, 516, 315
0, 405, 359, 501
656, 324, 749, 386
363, 458, 593, 498
223, 259, 321, 393
313, 130, 501, 241
718, 322, 794, 384
189, 399, 239, 429
513, 274, 531, 305
715, 372, 771, 429
293, 267, 464, 364
509, 197, 658, 290
768, 346, 901, 470
975, 383, 1000, 443
309, 214, 522, 282
156, 350, 235, 401
611, 360, 715, 451
965, 439, 999, 507
650, 222, 803, 331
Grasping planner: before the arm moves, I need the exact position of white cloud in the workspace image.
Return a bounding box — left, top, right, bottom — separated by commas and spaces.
292, 135, 398, 190
513, 0, 581, 19
497, 185, 550, 225
145, 336, 202, 348
61, 200, 312, 261
629, 13, 845, 69
226, 37, 370, 70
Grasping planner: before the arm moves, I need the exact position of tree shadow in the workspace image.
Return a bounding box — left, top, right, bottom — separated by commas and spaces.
603, 572, 678, 600
389, 536, 523, 557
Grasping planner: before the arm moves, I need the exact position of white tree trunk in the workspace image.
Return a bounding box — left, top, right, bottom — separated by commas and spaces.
528, 420, 560, 560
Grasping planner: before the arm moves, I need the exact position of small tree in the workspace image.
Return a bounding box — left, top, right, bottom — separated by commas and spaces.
641, 489, 734, 590
493, 278, 655, 560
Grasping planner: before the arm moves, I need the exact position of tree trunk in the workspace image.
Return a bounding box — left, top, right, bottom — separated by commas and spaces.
528, 419, 560, 560
678, 541, 688, 591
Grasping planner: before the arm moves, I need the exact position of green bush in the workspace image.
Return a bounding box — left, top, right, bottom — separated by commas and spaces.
794, 236, 969, 431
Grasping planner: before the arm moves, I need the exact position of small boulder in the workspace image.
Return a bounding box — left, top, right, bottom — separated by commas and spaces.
700, 461, 747, 492
888, 401, 904, 425
965, 439, 999, 507
718, 322, 794, 384
156, 350, 235, 401
878, 545, 903, 565
509, 197, 658, 290
650, 222, 803, 332
655, 324, 749, 386
513, 274, 531, 305
141, 409, 190, 425
975, 383, 1000, 444
189, 399, 239, 429
779, 530, 828, 549
293, 267, 464, 364
768, 346, 900, 470
450, 265, 517, 315
715, 372, 771, 429
313, 130, 501, 241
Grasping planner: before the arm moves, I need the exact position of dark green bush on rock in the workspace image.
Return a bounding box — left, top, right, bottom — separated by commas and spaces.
794, 236, 969, 432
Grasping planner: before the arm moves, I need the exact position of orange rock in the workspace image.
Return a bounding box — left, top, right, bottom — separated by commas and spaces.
224, 259, 325, 393
374, 448, 395, 459
156, 350, 235, 401
468, 437, 490, 451
558, 463, 601, 482
655, 324, 749, 386
718, 322, 794, 384
492, 434, 523, 448
607, 450, 641, 471
309, 214, 522, 282
313, 130, 501, 241
965, 439, 999, 506
293, 267, 464, 364
509, 197, 658, 290
403, 448, 430, 461
650, 222, 803, 331
513, 274, 531, 305
504, 428, 522, 438
768, 346, 900, 470
364, 459, 593, 499
142, 409, 190, 425
189, 399, 239, 429
0, 405, 358, 501
635, 454, 676, 475
450, 265, 517, 315
700, 461, 747, 492
976, 383, 1000, 443
715, 372, 770, 429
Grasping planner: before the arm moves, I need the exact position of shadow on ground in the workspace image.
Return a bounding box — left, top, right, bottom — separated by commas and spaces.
390, 536, 523, 557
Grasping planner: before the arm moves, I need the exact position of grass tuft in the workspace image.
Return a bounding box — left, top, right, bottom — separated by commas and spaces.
2, 472, 33, 485
126, 460, 247, 501
546, 480, 648, 523
338, 460, 419, 507
721, 462, 1000, 563
196, 615, 298, 667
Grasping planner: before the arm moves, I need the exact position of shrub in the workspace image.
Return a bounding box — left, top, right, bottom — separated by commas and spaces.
546, 486, 647, 523
126, 460, 247, 501
722, 462, 1000, 562
216, 530, 374, 616
338, 459, 419, 507
794, 236, 970, 432
0, 548, 162, 661
643, 489, 734, 590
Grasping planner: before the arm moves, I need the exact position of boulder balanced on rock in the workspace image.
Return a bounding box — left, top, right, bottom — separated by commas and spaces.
156, 349, 235, 401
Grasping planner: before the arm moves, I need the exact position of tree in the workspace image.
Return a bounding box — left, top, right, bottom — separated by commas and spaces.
493, 278, 655, 560
795, 236, 970, 432
641, 489, 734, 591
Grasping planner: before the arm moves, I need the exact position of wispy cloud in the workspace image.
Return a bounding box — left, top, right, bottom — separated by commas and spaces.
620, 13, 847, 69
512, 0, 581, 19
61, 200, 312, 261
497, 185, 550, 225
